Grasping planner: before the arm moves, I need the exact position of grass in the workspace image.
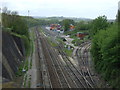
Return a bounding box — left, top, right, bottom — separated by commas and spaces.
63, 48, 73, 56
30, 59, 32, 69
23, 74, 27, 87
50, 41, 58, 47
21, 27, 36, 87
15, 63, 24, 77
2, 27, 12, 33
15, 58, 29, 77
24, 59, 29, 71
71, 39, 84, 46
28, 77, 31, 88
29, 28, 36, 69
47, 38, 58, 47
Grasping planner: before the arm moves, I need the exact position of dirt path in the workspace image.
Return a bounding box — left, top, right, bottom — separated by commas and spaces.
22, 29, 39, 88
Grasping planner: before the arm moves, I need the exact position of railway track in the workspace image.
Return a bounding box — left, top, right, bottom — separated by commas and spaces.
76, 42, 97, 88
43, 37, 71, 88
45, 39, 80, 88
34, 28, 97, 88
35, 30, 52, 88
56, 43, 94, 88
35, 29, 73, 88
43, 33, 94, 88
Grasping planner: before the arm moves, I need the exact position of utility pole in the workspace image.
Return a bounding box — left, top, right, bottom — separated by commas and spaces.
28, 10, 30, 27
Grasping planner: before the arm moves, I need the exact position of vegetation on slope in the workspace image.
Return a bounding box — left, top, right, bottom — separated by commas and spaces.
91, 15, 120, 88
22, 16, 60, 27
2, 7, 30, 56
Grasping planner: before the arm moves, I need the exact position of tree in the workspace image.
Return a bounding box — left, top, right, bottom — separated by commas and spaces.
11, 11, 18, 15
90, 15, 109, 36
2, 7, 28, 37
91, 23, 120, 88
118, 10, 120, 27
2, 7, 8, 14
75, 21, 91, 30
61, 19, 75, 31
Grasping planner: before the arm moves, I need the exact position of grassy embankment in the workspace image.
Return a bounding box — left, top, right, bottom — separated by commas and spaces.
91, 23, 120, 88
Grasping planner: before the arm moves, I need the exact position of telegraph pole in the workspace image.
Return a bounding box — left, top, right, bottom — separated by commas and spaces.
28, 10, 30, 27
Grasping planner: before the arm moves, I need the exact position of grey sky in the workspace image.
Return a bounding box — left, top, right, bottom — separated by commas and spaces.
1, 0, 120, 19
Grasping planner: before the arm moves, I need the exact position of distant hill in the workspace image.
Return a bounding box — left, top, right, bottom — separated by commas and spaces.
32, 16, 92, 22
32, 16, 115, 22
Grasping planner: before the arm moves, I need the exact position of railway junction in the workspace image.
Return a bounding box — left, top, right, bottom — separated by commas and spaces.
24, 27, 110, 88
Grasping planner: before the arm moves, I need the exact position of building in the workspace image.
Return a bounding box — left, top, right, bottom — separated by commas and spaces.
76, 32, 88, 39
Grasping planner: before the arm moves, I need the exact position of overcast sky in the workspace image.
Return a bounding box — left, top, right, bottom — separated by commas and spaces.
1, 0, 120, 19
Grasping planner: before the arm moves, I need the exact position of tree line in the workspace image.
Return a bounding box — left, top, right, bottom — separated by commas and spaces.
2, 7, 30, 56
22, 16, 60, 27
2, 7, 29, 37
90, 13, 120, 88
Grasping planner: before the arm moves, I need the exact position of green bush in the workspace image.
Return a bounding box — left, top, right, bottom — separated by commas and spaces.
2, 8, 31, 57
91, 23, 120, 88
72, 39, 83, 46
63, 48, 73, 56
21, 35, 31, 56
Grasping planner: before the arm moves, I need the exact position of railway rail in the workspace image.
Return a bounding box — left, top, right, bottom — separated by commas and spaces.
43, 32, 94, 88
57, 44, 94, 88
43, 37, 71, 88
35, 29, 72, 88
45, 38, 79, 88
41, 35, 70, 88
35, 30, 52, 88
34, 27, 97, 88
76, 42, 97, 88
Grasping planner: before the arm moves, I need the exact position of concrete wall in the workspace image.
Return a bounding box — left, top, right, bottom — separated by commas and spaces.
2, 31, 25, 82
